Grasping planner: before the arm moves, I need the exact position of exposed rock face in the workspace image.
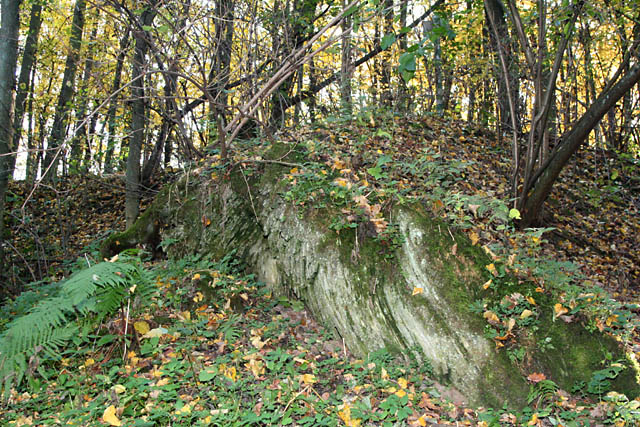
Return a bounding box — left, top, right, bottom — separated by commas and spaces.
103, 146, 639, 407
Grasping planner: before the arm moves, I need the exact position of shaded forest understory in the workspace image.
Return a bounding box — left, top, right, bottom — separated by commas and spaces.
2, 115, 639, 425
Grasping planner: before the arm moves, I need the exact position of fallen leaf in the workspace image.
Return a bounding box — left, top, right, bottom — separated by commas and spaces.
485, 263, 498, 276
298, 373, 317, 385
482, 279, 492, 290
398, 377, 408, 389
469, 231, 480, 245
143, 327, 168, 338
247, 359, 265, 378
412, 287, 423, 296
527, 372, 546, 383
554, 303, 568, 316
520, 309, 534, 319
134, 321, 150, 335
483, 310, 500, 325
103, 405, 121, 426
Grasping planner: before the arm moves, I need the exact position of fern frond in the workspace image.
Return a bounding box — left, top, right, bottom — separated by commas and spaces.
0, 259, 149, 398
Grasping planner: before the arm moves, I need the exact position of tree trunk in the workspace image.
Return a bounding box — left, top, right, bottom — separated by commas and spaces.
380, 0, 394, 106
269, 0, 318, 129
208, 0, 235, 157
340, 0, 353, 115
42, 0, 87, 180
126, 2, 158, 227
71, 16, 99, 173
484, 0, 519, 136
0, 0, 22, 285
9, 0, 42, 176
521, 61, 640, 227
103, 29, 130, 174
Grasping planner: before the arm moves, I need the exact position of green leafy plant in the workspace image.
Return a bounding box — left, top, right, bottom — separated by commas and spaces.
0, 254, 155, 399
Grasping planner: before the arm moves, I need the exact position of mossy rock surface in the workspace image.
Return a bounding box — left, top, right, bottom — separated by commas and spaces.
101, 142, 639, 407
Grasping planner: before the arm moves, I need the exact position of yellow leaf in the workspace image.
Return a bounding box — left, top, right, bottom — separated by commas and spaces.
526, 296, 536, 305
298, 374, 317, 385
176, 403, 192, 415
535, 287, 544, 293
482, 279, 492, 290
246, 359, 265, 378
527, 413, 539, 426
486, 263, 498, 276
224, 366, 237, 382
381, 367, 389, 380
143, 327, 168, 338
398, 377, 408, 389
84, 358, 95, 367
606, 314, 618, 326
417, 415, 427, 426
412, 287, 423, 296
112, 384, 126, 394
507, 318, 516, 331
290, 167, 299, 174
520, 309, 534, 319
193, 292, 204, 303
251, 335, 268, 350
134, 321, 150, 335
338, 404, 361, 427
554, 304, 568, 316
103, 405, 122, 426
469, 231, 480, 246
156, 378, 169, 387
193, 273, 201, 280
483, 310, 499, 324
395, 388, 407, 398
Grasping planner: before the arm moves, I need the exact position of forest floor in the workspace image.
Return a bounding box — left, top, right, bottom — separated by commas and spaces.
2, 112, 640, 425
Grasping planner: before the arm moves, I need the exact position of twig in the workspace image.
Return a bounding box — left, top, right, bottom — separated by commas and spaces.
122, 297, 131, 360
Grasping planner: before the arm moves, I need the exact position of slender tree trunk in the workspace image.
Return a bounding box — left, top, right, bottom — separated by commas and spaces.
103, 29, 130, 174
42, 0, 87, 180
308, 57, 317, 121
340, 0, 353, 115
424, 16, 444, 115
208, 0, 234, 156
25, 66, 37, 183
484, 0, 519, 136
0, 0, 23, 284
126, 2, 157, 227
10, 0, 42, 175
71, 16, 99, 173
397, 0, 410, 111
269, 0, 318, 128
380, 0, 394, 106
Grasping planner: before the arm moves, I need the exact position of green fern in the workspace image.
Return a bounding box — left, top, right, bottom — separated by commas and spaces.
0, 257, 156, 399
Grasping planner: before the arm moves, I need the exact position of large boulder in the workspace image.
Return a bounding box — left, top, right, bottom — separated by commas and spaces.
102, 144, 639, 407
